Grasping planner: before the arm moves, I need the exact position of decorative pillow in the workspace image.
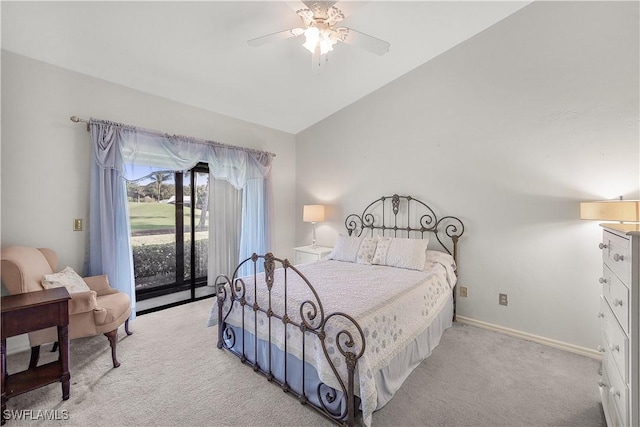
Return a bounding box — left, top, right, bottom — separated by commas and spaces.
384, 237, 429, 271
42, 266, 90, 293
371, 236, 392, 265
425, 250, 457, 289
329, 235, 363, 263
356, 237, 378, 265
425, 250, 456, 271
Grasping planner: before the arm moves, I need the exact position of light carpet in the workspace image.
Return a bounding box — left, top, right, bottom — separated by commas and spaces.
5, 298, 605, 426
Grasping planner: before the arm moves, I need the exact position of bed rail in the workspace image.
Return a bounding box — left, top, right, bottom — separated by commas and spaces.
216, 253, 365, 427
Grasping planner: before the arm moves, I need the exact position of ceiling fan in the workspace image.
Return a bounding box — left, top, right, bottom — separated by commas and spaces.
247, 1, 391, 72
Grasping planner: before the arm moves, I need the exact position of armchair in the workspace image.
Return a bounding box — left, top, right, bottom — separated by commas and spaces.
0, 246, 132, 368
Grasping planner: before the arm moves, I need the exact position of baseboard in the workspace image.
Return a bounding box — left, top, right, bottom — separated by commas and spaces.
456, 315, 602, 360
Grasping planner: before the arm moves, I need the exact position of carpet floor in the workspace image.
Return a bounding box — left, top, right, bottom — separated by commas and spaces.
4, 298, 605, 426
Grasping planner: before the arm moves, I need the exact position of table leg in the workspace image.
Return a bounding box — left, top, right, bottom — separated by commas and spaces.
58, 325, 70, 400
1, 338, 7, 425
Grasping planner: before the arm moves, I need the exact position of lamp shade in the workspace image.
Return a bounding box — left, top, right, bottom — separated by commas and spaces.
580, 200, 640, 222
303, 205, 325, 223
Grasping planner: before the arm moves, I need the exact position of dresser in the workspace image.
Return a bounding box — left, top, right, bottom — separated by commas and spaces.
597, 224, 639, 427
293, 245, 332, 265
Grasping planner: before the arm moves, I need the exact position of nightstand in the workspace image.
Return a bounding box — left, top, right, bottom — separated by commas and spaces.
293, 245, 332, 265
1, 288, 71, 424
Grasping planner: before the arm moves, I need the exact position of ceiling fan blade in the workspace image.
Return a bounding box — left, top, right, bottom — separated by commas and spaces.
247, 28, 304, 47
339, 27, 390, 56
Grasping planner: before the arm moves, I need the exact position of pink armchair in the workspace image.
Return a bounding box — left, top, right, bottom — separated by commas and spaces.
0, 246, 132, 368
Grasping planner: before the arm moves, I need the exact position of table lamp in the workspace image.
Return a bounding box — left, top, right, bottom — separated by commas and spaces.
303, 205, 325, 248
580, 199, 640, 222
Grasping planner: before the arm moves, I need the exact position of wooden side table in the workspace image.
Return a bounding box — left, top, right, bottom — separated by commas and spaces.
1, 288, 71, 425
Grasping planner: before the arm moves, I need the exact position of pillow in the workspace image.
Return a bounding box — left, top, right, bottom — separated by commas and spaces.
42, 266, 90, 293
371, 236, 392, 265
374, 237, 429, 271
356, 237, 378, 265
425, 250, 456, 271
425, 250, 457, 289
329, 235, 363, 263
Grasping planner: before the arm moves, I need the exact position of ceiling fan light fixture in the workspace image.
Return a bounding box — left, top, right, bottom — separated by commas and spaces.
303, 27, 320, 53
303, 26, 337, 56
319, 30, 336, 55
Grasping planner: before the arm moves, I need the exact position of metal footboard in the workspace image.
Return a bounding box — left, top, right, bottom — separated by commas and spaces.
216, 253, 365, 427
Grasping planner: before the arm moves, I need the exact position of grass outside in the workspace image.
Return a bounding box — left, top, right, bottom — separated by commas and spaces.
129, 202, 208, 231
129, 202, 208, 246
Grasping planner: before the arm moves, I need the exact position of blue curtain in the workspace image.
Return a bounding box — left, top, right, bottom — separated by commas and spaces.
89, 122, 137, 317
89, 119, 273, 318
239, 178, 269, 277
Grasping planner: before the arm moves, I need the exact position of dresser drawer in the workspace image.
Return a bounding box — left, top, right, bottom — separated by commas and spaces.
601, 363, 626, 427
601, 265, 630, 335
603, 231, 631, 285
600, 296, 629, 382
603, 350, 629, 427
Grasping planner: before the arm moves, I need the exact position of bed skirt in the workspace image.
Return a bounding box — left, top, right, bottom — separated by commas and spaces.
221, 293, 453, 420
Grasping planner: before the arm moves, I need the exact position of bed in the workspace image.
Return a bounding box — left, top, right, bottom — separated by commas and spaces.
208, 195, 465, 426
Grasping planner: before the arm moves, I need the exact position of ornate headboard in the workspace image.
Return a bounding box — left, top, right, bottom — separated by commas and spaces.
344, 194, 465, 263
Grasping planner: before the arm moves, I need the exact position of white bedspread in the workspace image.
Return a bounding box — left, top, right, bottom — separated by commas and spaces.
212, 258, 455, 426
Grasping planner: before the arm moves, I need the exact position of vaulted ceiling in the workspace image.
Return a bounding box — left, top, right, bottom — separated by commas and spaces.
1, 1, 531, 134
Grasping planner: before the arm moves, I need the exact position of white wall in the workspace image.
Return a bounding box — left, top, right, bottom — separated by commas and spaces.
295, 2, 639, 349
1, 51, 297, 275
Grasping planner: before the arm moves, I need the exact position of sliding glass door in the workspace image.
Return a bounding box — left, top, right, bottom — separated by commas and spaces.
128, 163, 215, 314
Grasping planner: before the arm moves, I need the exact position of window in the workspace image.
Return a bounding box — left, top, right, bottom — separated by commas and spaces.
127, 163, 214, 313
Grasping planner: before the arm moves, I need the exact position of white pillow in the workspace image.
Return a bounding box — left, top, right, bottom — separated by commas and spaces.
372, 236, 392, 265
356, 237, 378, 265
329, 235, 363, 263
425, 250, 456, 271
374, 237, 429, 271
425, 250, 458, 289
42, 266, 90, 293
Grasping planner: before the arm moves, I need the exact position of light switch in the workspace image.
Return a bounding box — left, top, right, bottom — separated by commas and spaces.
73, 218, 83, 231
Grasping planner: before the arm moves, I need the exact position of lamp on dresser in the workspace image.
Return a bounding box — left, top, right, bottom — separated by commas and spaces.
580, 199, 640, 427
303, 204, 325, 248
580, 199, 640, 223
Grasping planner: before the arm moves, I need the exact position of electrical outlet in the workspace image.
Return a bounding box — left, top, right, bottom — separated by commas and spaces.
460, 286, 468, 297
73, 218, 83, 231
499, 293, 508, 306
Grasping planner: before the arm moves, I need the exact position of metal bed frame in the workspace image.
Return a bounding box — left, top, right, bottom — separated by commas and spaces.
215, 195, 464, 426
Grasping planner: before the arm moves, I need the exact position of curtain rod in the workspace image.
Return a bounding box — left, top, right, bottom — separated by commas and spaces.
69, 116, 276, 158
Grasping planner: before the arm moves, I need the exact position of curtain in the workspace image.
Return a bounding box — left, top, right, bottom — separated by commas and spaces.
208, 179, 242, 284
89, 122, 137, 317
238, 178, 269, 276
89, 119, 273, 317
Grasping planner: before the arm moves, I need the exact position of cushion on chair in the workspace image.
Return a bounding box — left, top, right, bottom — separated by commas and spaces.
42, 266, 91, 293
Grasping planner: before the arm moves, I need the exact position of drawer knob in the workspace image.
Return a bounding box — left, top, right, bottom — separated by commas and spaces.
613, 298, 623, 307
609, 344, 620, 352
610, 387, 621, 398
597, 345, 605, 353
597, 312, 605, 319
613, 253, 625, 262
599, 277, 608, 284
599, 243, 609, 250
598, 380, 608, 388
